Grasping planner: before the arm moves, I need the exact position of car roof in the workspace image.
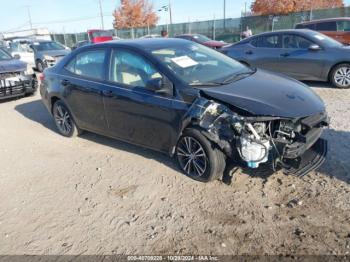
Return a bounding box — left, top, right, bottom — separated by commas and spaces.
296, 17, 350, 25
79, 38, 192, 51
249, 29, 315, 38
176, 34, 201, 37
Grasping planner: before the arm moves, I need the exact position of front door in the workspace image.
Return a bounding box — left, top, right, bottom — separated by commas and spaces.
103, 48, 177, 152
278, 34, 325, 80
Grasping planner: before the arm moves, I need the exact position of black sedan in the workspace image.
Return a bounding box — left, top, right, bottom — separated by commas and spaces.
0, 47, 37, 100
221, 29, 350, 88
40, 39, 328, 182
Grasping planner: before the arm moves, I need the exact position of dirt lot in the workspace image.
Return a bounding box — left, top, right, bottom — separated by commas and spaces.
0, 82, 349, 256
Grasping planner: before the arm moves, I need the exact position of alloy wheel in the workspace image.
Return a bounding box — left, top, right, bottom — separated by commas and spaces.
54, 105, 72, 135
177, 136, 208, 177
334, 67, 350, 87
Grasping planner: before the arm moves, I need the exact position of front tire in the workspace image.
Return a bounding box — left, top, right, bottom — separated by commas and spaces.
36, 60, 46, 72
53, 101, 79, 137
330, 63, 350, 89
176, 128, 226, 182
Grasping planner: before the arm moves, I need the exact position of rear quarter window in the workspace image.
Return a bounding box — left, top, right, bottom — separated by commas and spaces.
296, 23, 316, 30
316, 21, 337, 31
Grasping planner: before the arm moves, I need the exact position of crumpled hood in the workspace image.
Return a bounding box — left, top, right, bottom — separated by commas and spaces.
38, 49, 70, 57
0, 59, 27, 73
199, 69, 326, 118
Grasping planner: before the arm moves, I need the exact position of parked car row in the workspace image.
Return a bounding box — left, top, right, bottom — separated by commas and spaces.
5, 22, 345, 182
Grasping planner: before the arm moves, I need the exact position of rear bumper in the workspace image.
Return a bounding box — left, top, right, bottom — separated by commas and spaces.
281, 138, 327, 177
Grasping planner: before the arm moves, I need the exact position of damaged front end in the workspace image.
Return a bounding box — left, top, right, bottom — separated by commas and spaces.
183, 97, 329, 177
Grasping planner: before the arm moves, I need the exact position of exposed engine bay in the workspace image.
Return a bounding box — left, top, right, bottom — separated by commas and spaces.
185, 97, 329, 177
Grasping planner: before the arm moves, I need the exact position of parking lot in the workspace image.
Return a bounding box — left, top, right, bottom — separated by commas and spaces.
0, 82, 349, 255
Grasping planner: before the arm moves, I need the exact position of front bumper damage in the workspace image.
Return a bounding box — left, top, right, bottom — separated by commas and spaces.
282, 138, 327, 177
183, 96, 329, 177
0, 73, 37, 100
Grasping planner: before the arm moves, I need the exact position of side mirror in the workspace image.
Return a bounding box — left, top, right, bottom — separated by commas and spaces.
145, 77, 173, 96
309, 44, 321, 51
13, 54, 21, 60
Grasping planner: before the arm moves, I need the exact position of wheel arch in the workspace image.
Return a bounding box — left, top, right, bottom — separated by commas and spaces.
327, 62, 350, 81
50, 96, 61, 114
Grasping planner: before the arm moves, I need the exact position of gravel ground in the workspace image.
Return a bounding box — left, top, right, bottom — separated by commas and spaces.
0, 82, 349, 256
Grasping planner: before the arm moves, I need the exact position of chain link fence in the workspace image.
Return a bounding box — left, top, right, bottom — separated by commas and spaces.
51, 6, 350, 47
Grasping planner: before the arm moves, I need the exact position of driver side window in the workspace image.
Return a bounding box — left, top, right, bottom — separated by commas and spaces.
109, 49, 162, 88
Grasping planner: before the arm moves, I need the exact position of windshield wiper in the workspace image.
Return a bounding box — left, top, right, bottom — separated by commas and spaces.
221, 68, 257, 84
189, 82, 225, 87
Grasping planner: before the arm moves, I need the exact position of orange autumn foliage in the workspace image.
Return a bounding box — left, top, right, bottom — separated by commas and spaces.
113, 0, 159, 29
251, 0, 344, 15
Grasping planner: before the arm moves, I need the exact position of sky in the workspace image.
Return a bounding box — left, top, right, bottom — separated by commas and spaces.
0, 0, 349, 33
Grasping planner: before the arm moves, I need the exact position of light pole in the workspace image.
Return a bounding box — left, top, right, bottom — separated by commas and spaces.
223, 0, 226, 30
25, 6, 33, 29
98, 0, 105, 30
158, 2, 173, 35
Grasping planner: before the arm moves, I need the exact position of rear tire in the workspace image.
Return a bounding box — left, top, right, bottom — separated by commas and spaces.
53, 100, 80, 137
175, 128, 226, 183
330, 63, 350, 89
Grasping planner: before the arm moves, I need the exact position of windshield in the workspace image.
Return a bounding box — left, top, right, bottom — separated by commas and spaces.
91, 31, 113, 38
311, 32, 343, 48
34, 41, 65, 51
193, 34, 212, 43
0, 48, 12, 60
150, 42, 251, 86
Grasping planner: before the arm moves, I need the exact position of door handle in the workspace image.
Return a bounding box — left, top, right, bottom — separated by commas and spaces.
280, 53, 290, 57
61, 79, 70, 86
246, 50, 253, 55
102, 90, 114, 97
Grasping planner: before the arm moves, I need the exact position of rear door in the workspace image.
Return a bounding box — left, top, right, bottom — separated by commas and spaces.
278, 33, 325, 80
61, 48, 108, 132
242, 33, 283, 72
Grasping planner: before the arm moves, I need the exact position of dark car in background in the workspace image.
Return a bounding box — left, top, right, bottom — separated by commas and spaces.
40, 39, 328, 182
30, 40, 71, 72
0, 47, 37, 100
295, 18, 350, 45
221, 29, 350, 88
175, 34, 227, 49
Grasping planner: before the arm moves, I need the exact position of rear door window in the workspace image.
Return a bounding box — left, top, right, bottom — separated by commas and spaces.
296, 23, 316, 30
256, 34, 281, 48
316, 21, 337, 31
65, 50, 106, 80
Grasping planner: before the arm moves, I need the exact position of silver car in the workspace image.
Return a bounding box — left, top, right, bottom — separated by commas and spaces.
10, 40, 70, 72
221, 29, 350, 88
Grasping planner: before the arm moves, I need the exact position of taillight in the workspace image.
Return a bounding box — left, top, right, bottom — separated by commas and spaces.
39, 73, 45, 82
